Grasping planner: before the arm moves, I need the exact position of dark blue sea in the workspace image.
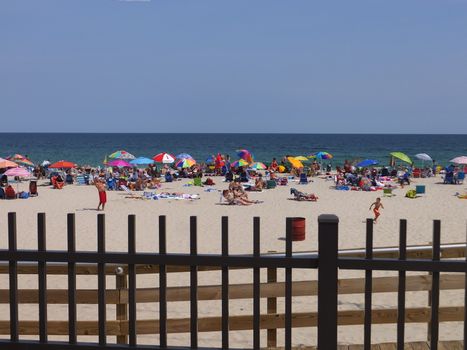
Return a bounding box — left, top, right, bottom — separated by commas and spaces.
0, 133, 465, 167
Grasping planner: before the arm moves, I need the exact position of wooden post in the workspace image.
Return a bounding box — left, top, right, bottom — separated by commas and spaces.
267, 266, 277, 348
116, 271, 128, 344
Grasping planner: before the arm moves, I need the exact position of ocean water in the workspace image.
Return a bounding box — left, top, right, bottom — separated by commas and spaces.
0, 133, 465, 167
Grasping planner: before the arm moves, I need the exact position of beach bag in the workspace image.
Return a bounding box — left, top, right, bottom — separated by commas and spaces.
19, 191, 30, 199
204, 178, 215, 186
405, 189, 417, 199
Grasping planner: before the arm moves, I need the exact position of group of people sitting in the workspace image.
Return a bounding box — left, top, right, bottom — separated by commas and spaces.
221, 180, 263, 205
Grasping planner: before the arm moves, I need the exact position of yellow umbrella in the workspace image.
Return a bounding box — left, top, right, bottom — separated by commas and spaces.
287, 156, 304, 169
294, 156, 308, 161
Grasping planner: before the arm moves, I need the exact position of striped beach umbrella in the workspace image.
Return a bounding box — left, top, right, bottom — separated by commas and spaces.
308, 152, 333, 160
231, 159, 249, 167
175, 158, 196, 168
153, 152, 175, 164
250, 162, 267, 170
0, 157, 19, 169
7, 154, 34, 166
108, 150, 135, 160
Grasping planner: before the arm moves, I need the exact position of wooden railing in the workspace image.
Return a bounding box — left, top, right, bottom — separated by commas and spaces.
0, 242, 465, 346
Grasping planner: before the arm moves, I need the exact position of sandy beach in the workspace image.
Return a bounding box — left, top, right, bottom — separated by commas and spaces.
0, 175, 466, 347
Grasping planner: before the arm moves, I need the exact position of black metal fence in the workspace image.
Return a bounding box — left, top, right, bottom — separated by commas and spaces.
0, 212, 465, 350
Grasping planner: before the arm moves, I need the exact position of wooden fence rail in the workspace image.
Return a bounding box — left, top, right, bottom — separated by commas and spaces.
0, 213, 466, 350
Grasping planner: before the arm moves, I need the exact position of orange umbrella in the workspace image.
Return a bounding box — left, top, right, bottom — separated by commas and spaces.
49, 160, 77, 169
0, 157, 19, 168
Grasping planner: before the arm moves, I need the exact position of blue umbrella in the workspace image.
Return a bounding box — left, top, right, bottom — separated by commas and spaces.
356, 159, 379, 167
130, 157, 154, 166
205, 156, 215, 164
176, 153, 193, 160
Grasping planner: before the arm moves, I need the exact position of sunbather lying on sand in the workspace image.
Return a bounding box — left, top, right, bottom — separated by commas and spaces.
290, 188, 318, 201
222, 190, 262, 205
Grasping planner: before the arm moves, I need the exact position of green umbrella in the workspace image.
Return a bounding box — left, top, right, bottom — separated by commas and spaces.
390, 152, 412, 164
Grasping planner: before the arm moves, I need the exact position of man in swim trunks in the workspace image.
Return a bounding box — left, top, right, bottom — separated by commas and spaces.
369, 197, 384, 223
95, 178, 107, 211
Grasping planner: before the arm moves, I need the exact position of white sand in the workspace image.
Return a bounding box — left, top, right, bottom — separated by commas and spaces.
0, 175, 466, 347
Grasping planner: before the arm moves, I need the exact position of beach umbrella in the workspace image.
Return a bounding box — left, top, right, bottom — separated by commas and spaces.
231, 159, 249, 167
7, 154, 34, 166
287, 156, 304, 169
107, 159, 132, 167
415, 153, 433, 162
450, 156, 467, 165
49, 160, 76, 169
390, 152, 412, 164
41, 160, 51, 167
108, 150, 135, 160
250, 162, 267, 170
308, 152, 333, 160
356, 159, 379, 167
294, 156, 309, 161
176, 153, 193, 160
205, 155, 215, 164
130, 157, 154, 166
4, 167, 31, 177
153, 152, 175, 164
237, 149, 254, 163
175, 158, 196, 168
0, 157, 19, 168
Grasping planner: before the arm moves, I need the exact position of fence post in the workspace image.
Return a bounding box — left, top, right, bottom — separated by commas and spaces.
267, 265, 277, 348
317, 214, 339, 350
116, 270, 128, 344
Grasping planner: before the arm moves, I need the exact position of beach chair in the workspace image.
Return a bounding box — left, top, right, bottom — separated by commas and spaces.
415, 185, 425, 195
76, 175, 86, 185
457, 172, 465, 184
65, 174, 74, 184
412, 168, 421, 178
298, 173, 309, 185
444, 173, 454, 184
383, 188, 393, 197
266, 180, 276, 189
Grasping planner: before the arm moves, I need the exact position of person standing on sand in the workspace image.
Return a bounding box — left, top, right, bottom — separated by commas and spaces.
95, 178, 107, 211
369, 197, 384, 223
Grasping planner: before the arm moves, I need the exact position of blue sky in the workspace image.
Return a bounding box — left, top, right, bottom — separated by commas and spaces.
1, 0, 466, 133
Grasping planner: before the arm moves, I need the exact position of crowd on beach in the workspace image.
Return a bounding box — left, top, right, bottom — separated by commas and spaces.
1, 152, 466, 204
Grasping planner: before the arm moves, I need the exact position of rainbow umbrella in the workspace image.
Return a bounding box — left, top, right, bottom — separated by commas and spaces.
153, 152, 175, 164
0, 157, 19, 168
309, 152, 333, 160
7, 154, 34, 166
250, 162, 267, 170
49, 160, 77, 169
237, 149, 254, 163
175, 158, 196, 168
231, 159, 249, 167
108, 150, 135, 160
107, 159, 132, 167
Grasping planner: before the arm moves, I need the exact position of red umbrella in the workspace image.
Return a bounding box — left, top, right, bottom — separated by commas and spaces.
49, 160, 77, 169
153, 153, 175, 163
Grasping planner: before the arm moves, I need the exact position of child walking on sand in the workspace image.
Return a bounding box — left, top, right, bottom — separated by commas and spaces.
95, 178, 107, 211
369, 197, 384, 223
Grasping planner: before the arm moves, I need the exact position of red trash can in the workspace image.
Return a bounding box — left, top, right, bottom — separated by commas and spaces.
291, 217, 306, 241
